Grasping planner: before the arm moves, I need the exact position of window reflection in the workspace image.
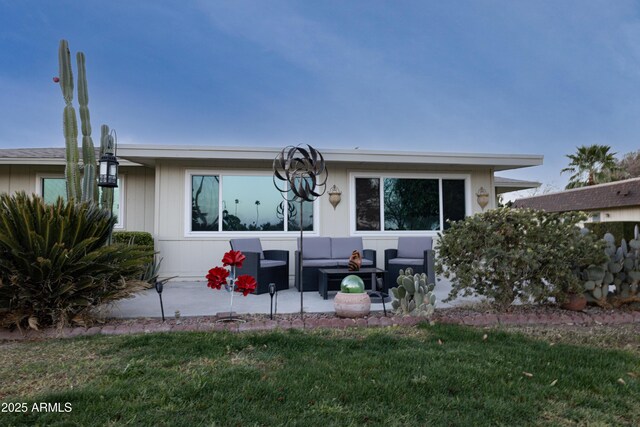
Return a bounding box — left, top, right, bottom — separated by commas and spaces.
222, 176, 284, 231
190, 174, 315, 233
192, 175, 219, 231
41, 177, 122, 224
42, 178, 66, 204
355, 178, 380, 231
384, 178, 439, 231
443, 179, 466, 230
287, 195, 314, 231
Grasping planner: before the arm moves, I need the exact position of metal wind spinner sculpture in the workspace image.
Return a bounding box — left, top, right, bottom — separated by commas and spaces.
273, 145, 327, 317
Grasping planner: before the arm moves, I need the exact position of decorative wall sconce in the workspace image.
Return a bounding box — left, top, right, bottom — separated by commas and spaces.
328, 185, 342, 210
476, 187, 490, 210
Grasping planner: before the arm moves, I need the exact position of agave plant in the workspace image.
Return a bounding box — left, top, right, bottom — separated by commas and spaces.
0, 192, 153, 329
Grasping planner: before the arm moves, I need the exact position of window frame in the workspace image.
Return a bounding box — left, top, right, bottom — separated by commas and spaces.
348, 171, 471, 236
184, 169, 320, 238
35, 173, 125, 229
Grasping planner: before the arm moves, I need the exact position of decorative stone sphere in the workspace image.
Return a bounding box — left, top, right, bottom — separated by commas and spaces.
334, 292, 371, 318
340, 275, 365, 293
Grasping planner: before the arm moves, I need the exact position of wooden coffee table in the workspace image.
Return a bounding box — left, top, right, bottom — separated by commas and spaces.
318, 267, 386, 300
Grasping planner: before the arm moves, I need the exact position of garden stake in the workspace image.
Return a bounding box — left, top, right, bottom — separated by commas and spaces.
299, 200, 303, 317
268, 282, 276, 320
155, 279, 165, 322
273, 145, 327, 320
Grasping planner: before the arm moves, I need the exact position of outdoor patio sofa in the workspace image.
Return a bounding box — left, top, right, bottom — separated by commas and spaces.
294, 237, 376, 292
384, 236, 436, 287
229, 238, 290, 295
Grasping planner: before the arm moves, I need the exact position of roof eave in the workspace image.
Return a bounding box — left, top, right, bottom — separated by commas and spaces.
0, 158, 143, 167
118, 145, 543, 171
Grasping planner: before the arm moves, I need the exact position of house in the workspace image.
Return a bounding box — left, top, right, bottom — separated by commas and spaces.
513, 177, 640, 223
0, 145, 542, 281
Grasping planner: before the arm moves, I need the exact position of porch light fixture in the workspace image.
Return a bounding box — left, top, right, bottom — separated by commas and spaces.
476, 186, 490, 210
328, 184, 342, 210
98, 129, 119, 188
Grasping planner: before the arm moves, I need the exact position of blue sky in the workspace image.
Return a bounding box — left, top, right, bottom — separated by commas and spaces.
1, 1, 640, 192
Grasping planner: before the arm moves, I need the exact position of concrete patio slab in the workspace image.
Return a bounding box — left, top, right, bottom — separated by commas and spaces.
105, 277, 479, 318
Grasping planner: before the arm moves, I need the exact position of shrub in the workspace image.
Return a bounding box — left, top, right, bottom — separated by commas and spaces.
112, 231, 154, 249
0, 192, 153, 329
436, 208, 606, 310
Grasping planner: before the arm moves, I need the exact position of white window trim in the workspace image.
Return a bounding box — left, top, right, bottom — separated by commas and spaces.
184, 169, 320, 238
348, 171, 471, 236
35, 173, 125, 229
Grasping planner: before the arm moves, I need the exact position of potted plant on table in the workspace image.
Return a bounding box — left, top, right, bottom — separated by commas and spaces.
334, 275, 371, 318
206, 250, 257, 322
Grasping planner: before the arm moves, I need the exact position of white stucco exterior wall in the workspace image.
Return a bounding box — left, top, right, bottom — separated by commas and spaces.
152, 159, 495, 281
0, 164, 155, 234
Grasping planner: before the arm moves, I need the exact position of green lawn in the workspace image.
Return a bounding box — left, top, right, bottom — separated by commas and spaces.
1, 324, 639, 426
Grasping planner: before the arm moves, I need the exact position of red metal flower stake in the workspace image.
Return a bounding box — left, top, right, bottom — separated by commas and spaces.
206, 250, 257, 321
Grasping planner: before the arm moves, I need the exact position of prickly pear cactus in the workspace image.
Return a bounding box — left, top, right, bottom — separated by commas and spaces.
390, 267, 436, 317
581, 227, 640, 307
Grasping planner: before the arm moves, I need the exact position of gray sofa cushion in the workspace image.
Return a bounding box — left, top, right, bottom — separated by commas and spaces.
299, 237, 331, 259
260, 259, 287, 268
397, 237, 432, 259
230, 238, 264, 259
303, 259, 338, 267
388, 257, 423, 266
330, 237, 364, 259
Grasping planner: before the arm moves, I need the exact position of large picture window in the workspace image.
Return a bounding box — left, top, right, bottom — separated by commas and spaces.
353, 174, 467, 232
39, 176, 123, 228
189, 172, 315, 233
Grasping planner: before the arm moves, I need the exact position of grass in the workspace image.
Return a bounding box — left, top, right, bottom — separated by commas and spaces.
1, 324, 639, 426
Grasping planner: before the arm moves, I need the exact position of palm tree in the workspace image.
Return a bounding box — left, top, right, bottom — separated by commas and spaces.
255, 200, 261, 228
561, 145, 620, 189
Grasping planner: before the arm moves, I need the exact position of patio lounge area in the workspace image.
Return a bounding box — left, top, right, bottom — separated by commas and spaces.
105, 276, 476, 318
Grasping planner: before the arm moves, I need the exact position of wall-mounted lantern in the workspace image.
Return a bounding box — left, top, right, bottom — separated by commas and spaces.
328, 185, 342, 210
98, 129, 119, 188
476, 187, 490, 210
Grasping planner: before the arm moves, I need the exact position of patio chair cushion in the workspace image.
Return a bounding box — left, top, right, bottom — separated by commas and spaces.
230, 238, 264, 260
388, 257, 423, 266
330, 237, 364, 259
299, 237, 331, 259
260, 259, 287, 268
396, 237, 432, 259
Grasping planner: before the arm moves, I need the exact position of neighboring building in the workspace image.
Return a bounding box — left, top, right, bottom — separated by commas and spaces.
513, 177, 640, 223
0, 145, 542, 281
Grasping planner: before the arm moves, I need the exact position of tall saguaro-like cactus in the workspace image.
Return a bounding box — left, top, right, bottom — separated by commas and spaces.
58, 40, 82, 200
76, 51, 99, 202
58, 40, 100, 202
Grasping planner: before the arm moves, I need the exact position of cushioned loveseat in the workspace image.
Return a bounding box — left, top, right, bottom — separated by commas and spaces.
294, 237, 376, 291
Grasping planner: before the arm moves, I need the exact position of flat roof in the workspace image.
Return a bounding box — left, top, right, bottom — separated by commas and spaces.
494, 176, 541, 194
0, 145, 543, 171
117, 144, 543, 171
